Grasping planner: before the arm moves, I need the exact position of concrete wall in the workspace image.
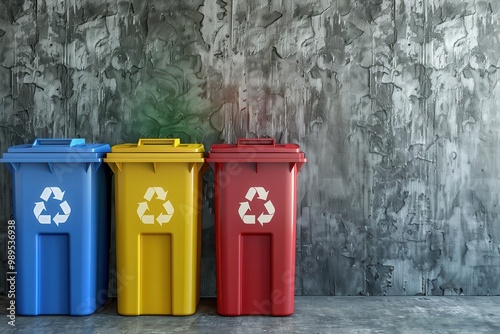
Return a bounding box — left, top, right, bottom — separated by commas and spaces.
1, 0, 500, 296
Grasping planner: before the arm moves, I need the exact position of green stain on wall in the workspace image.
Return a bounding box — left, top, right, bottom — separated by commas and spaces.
124, 65, 214, 144
109, 1, 218, 145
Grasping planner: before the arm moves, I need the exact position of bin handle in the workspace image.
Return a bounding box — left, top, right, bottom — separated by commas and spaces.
138, 138, 180, 147
237, 138, 275, 146
33, 138, 86, 147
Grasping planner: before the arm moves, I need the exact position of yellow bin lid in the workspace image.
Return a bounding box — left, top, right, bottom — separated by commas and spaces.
105, 138, 205, 164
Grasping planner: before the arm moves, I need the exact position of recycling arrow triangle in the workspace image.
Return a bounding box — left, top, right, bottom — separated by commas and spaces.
239, 187, 274, 225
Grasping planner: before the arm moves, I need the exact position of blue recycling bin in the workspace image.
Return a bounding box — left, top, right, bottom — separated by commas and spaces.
1, 138, 111, 315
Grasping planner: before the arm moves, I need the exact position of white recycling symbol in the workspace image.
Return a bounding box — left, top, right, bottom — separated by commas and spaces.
33, 187, 71, 226
137, 187, 174, 226
238, 187, 275, 226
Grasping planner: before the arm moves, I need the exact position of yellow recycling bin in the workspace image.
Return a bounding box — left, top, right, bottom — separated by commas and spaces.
105, 138, 205, 315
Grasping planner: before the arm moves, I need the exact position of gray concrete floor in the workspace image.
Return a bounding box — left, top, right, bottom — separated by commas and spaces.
1, 296, 500, 333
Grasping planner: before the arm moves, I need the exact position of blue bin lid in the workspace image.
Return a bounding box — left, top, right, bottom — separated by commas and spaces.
1, 138, 110, 163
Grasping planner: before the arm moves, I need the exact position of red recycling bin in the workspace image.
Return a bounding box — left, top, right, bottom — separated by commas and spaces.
207, 138, 306, 316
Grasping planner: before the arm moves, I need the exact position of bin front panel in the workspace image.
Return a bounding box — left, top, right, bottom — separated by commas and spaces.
112, 161, 202, 315
11, 161, 110, 315
214, 162, 299, 316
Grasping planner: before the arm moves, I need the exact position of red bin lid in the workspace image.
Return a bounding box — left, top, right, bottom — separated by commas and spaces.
206, 138, 307, 163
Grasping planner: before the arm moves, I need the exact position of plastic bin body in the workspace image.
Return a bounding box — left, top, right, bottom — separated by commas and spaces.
105, 138, 204, 315
207, 138, 306, 316
0, 138, 111, 315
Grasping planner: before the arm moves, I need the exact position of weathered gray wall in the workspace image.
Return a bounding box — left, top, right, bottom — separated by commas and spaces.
1, 0, 500, 296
